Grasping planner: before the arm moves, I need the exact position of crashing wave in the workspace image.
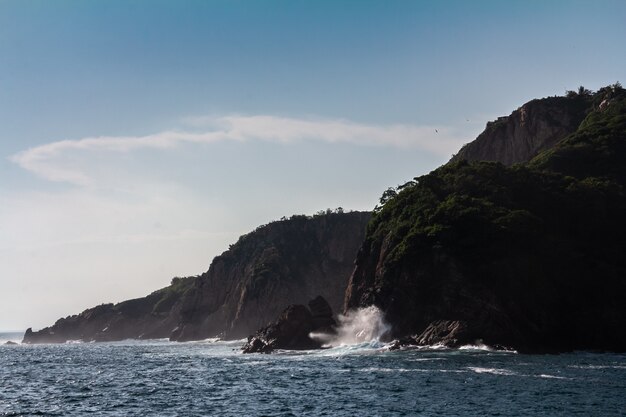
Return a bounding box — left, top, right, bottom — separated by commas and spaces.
310, 306, 391, 348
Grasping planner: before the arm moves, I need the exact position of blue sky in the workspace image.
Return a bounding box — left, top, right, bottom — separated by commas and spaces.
1, 0, 625, 330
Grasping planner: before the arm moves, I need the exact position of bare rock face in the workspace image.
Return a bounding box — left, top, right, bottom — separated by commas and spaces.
451, 95, 591, 165
172, 212, 370, 341
242, 296, 336, 353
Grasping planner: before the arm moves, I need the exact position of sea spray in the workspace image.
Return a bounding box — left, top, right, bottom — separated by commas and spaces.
310, 306, 390, 347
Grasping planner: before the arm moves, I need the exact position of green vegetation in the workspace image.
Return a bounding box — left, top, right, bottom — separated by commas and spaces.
371, 85, 626, 268
357, 85, 626, 349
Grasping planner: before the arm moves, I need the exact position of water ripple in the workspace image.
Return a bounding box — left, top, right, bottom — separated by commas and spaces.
1, 339, 625, 416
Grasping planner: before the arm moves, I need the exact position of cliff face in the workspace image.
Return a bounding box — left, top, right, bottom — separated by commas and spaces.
346, 86, 626, 353
24, 211, 370, 344
451, 95, 591, 165
171, 211, 371, 341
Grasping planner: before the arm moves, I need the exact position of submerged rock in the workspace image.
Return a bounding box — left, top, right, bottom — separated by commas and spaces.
242, 296, 336, 353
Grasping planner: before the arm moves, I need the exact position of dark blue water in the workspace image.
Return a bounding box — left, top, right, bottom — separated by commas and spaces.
1, 333, 625, 416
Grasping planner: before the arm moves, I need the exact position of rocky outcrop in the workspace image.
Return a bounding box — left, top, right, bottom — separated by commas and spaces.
171, 211, 370, 341
347, 86, 626, 353
242, 296, 336, 353
451, 95, 591, 165
24, 211, 370, 344
22, 277, 195, 344
389, 320, 517, 351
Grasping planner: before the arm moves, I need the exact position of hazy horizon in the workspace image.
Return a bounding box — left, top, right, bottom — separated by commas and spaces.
1, 0, 625, 331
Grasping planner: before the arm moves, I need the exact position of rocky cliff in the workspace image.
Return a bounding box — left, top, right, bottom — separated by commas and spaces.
23, 211, 370, 344
451, 95, 591, 165
346, 85, 626, 353
171, 211, 371, 341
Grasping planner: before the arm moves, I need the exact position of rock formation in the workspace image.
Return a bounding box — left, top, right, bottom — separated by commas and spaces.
242, 296, 336, 353
347, 85, 626, 353
22, 276, 195, 343
171, 211, 370, 341
451, 95, 591, 165
23, 211, 370, 344
23, 84, 626, 354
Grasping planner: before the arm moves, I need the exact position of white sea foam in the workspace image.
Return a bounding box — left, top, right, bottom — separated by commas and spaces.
467, 366, 517, 376
459, 343, 494, 352
537, 374, 569, 380
0, 332, 24, 345
310, 306, 391, 348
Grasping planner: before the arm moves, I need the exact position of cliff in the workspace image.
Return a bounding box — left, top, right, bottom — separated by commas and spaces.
346, 85, 626, 353
171, 211, 371, 341
451, 95, 591, 165
23, 211, 370, 344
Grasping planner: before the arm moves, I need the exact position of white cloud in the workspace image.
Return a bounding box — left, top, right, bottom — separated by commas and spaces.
10, 115, 464, 186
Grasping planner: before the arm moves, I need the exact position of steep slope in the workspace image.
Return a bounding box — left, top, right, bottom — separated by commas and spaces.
172, 211, 371, 341
24, 211, 370, 344
346, 85, 626, 353
451, 94, 591, 165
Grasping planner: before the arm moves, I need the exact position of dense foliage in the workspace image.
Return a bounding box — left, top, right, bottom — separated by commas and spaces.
353, 85, 626, 351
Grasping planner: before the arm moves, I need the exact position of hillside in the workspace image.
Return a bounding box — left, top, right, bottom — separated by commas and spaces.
345, 84, 626, 352
172, 210, 371, 341
23, 211, 370, 343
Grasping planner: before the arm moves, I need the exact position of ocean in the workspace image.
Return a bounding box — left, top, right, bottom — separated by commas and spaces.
1, 332, 625, 416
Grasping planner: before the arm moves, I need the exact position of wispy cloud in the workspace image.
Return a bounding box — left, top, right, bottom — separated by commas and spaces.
10, 115, 463, 185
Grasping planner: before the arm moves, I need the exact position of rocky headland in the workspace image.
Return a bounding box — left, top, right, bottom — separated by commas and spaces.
23, 211, 370, 344
170, 211, 370, 341
345, 84, 626, 353
23, 84, 626, 354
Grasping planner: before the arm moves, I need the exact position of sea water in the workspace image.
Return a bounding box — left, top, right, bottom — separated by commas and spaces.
1, 332, 625, 416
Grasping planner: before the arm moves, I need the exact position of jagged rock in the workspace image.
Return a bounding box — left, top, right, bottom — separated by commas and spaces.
4, 341, 18, 345
451, 95, 590, 166
242, 296, 336, 353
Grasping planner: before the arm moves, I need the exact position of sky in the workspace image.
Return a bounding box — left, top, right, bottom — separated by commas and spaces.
1, 0, 625, 331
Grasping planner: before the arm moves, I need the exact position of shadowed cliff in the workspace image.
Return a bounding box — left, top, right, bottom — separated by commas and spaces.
346, 84, 626, 353
171, 211, 371, 341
